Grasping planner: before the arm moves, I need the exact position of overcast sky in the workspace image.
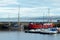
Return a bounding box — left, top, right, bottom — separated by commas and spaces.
0, 0, 60, 18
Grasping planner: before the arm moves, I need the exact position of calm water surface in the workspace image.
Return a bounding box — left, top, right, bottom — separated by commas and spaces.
0, 31, 60, 40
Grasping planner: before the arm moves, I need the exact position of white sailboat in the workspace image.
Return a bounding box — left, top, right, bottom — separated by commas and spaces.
25, 8, 58, 34
38, 8, 58, 34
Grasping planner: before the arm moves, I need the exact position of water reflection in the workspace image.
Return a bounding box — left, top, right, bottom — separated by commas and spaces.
0, 31, 60, 40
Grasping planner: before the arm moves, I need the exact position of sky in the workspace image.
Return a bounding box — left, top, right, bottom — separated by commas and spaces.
0, 0, 60, 18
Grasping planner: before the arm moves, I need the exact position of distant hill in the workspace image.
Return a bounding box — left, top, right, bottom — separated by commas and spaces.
0, 16, 60, 22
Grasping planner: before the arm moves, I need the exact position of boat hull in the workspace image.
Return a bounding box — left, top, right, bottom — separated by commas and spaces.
25, 29, 57, 34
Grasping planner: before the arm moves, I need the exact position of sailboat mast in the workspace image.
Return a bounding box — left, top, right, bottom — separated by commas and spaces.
48, 8, 52, 23
43, 10, 44, 23
48, 8, 50, 23
18, 3, 20, 31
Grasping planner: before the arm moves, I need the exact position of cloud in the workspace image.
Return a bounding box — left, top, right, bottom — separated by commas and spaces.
0, 0, 60, 18
0, 7, 18, 13
20, 0, 60, 8
20, 8, 43, 17
0, 0, 18, 7
0, 7, 60, 18
0, 7, 49, 18
20, 7, 60, 17
0, 7, 18, 18
20, 7, 48, 17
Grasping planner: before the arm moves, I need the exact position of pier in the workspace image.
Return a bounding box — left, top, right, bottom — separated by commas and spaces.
0, 22, 59, 31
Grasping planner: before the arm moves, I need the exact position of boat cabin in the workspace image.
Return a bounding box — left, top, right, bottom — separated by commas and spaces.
29, 23, 54, 29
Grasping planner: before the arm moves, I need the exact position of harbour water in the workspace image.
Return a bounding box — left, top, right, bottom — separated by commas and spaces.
0, 31, 60, 40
